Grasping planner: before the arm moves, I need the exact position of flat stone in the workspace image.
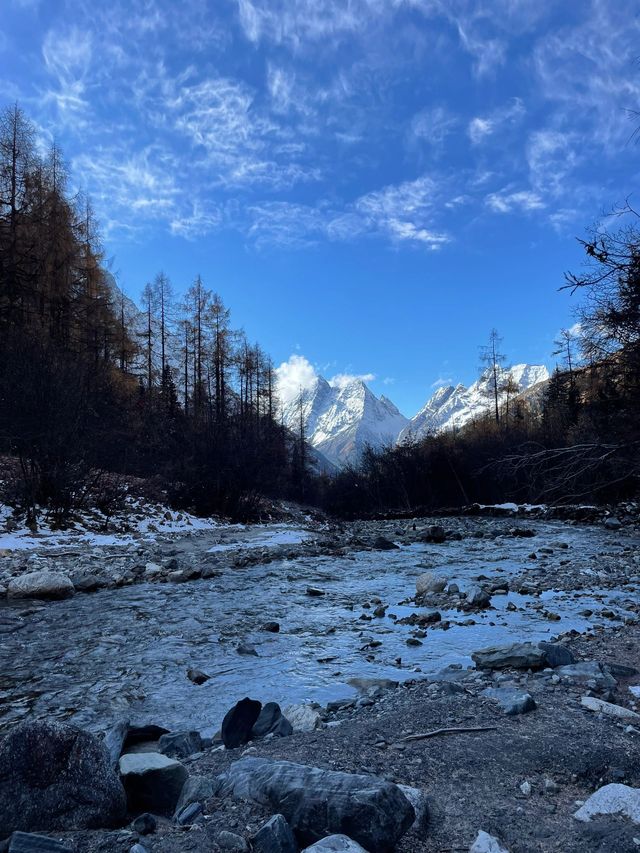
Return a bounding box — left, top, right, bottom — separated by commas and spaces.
372, 536, 399, 550
574, 783, 640, 824
302, 837, 368, 852
251, 814, 298, 853
469, 830, 510, 852
8, 833, 73, 853
482, 687, 536, 716
118, 752, 187, 816
215, 757, 415, 851
217, 830, 249, 851
556, 662, 617, 691
580, 696, 640, 720
7, 572, 74, 601
0, 720, 126, 836
472, 642, 547, 671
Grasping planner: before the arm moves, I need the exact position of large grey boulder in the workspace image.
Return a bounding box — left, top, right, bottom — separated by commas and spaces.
251, 814, 298, 853
573, 783, 640, 823
482, 687, 536, 716
283, 704, 323, 732
469, 830, 510, 852
118, 752, 187, 816
214, 757, 415, 851
416, 572, 446, 595
7, 572, 74, 600
0, 720, 126, 835
556, 662, 617, 691
303, 837, 368, 852
472, 642, 547, 671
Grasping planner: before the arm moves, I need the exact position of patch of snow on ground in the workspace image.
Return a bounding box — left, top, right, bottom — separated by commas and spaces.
0, 499, 220, 551
208, 526, 312, 553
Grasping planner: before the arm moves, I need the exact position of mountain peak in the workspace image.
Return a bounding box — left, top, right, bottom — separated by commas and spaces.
399, 363, 549, 443
280, 374, 407, 467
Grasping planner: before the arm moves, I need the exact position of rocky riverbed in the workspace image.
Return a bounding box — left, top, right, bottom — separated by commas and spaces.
1, 511, 639, 851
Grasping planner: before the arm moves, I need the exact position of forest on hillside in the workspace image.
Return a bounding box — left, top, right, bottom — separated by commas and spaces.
0, 105, 309, 521
1, 102, 639, 522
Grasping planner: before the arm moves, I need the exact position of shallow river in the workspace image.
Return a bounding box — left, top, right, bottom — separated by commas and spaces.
0, 521, 636, 737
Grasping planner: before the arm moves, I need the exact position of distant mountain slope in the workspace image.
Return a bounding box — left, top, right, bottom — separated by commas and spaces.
280, 376, 408, 468
399, 363, 550, 442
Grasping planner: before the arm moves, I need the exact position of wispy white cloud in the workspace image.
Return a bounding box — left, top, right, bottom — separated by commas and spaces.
409, 106, 458, 148
431, 375, 453, 388
485, 188, 545, 214
247, 174, 451, 249
468, 98, 525, 144
41, 27, 93, 123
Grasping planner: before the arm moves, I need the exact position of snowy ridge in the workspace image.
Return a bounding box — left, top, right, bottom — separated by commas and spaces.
280, 375, 408, 468
399, 363, 550, 442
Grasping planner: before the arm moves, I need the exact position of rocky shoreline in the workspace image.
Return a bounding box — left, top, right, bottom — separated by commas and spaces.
1, 511, 639, 852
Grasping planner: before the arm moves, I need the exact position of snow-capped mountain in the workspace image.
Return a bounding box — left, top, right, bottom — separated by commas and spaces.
280, 376, 408, 468
399, 363, 549, 442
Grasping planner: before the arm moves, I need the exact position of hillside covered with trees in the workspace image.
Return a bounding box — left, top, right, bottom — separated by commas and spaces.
0, 105, 309, 521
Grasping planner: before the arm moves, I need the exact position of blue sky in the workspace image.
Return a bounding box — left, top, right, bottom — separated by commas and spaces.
2, 0, 640, 416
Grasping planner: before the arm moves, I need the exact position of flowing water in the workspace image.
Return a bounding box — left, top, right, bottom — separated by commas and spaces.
0, 521, 636, 737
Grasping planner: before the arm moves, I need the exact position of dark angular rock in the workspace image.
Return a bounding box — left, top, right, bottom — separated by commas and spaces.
482, 686, 537, 715
187, 668, 210, 685
173, 775, 215, 818
0, 720, 126, 836
262, 622, 280, 633
251, 703, 293, 740
372, 536, 399, 550
465, 586, 491, 608
421, 525, 446, 543
214, 757, 415, 851
472, 642, 547, 670
538, 642, 575, 668
118, 752, 187, 817
217, 831, 249, 851
8, 834, 73, 853
221, 698, 263, 748
158, 731, 203, 759
251, 814, 298, 853
132, 813, 157, 835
